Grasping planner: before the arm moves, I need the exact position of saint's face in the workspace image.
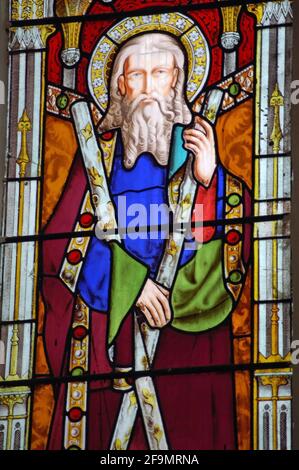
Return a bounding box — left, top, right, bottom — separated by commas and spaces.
118, 50, 178, 104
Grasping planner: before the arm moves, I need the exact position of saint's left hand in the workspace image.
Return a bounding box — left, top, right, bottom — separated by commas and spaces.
183, 116, 217, 187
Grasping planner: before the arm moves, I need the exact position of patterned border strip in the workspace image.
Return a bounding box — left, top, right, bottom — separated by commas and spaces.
219, 65, 254, 111
224, 173, 245, 301
47, 85, 83, 119
63, 296, 90, 450
60, 192, 95, 293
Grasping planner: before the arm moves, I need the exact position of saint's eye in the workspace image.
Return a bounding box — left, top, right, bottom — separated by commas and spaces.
130, 72, 142, 78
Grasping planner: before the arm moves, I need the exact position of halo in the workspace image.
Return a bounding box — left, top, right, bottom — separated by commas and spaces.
88, 12, 210, 113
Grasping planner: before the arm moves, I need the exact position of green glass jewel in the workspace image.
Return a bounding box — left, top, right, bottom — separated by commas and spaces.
56, 93, 69, 110
227, 193, 241, 207
228, 270, 242, 284
71, 367, 84, 377
229, 83, 241, 97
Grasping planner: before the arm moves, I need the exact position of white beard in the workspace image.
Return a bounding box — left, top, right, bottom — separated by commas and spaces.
120, 91, 177, 169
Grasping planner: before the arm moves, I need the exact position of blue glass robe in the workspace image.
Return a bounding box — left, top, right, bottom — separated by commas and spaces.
77, 126, 225, 313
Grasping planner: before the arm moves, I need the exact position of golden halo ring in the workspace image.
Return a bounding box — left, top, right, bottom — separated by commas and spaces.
88, 12, 210, 113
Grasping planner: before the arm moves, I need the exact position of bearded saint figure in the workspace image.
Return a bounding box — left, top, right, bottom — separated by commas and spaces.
43, 32, 251, 450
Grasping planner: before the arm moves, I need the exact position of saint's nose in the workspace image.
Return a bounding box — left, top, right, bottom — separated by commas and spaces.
144, 73, 153, 95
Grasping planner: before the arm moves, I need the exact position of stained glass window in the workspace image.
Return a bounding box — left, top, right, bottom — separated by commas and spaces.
0, 0, 294, 451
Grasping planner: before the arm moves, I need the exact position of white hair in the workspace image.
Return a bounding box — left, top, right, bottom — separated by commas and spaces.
99, 33, 192, 167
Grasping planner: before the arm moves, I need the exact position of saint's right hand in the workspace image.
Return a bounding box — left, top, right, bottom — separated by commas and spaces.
136, 279, 171, 328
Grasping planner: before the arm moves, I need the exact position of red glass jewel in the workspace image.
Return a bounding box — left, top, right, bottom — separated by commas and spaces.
67, 250, 82, 265
101, 131, 114, 141
226, 230, 241, 245
73, 326, 88, 341
68, 407, 83, 422
79, 212, 94, 228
